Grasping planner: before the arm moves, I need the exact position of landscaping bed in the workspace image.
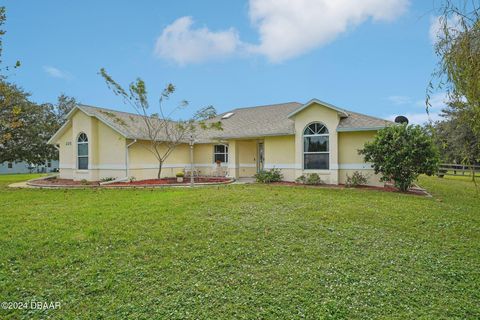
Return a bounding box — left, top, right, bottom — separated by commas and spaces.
108, 177, 232, 186
27, 177, 100, 187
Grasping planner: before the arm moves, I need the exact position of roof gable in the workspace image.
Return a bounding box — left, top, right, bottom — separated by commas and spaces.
287, 99, 349, 118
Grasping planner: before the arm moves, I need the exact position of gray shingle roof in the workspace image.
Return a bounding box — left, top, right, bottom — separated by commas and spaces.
72, 101, 392, 143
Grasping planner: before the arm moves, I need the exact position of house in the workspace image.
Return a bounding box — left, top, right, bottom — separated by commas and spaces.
0, 160, 59, 175
47, 99, 392, 186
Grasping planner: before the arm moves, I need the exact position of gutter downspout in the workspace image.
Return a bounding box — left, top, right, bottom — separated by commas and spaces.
125, 139, 137, 178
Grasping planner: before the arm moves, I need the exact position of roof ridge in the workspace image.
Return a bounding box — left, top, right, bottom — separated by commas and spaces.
346, 109, 393, 123
78, 104, 143, 118
230, 101, 303, 112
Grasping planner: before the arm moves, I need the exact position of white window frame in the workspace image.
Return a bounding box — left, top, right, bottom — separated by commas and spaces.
77, 133, 89, 170
213, 144, 229, 164
303, 122, 329, 170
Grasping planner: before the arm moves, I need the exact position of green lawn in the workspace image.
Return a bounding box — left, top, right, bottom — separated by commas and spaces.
0, 174, 479, 319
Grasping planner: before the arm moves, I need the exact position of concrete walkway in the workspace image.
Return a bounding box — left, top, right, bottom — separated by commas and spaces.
233, 177, 256, 184
8, 181, 32, 188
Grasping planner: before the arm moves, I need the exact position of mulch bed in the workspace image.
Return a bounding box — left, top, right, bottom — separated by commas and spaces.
109, 177, 231, 186
29, 178, 100, 187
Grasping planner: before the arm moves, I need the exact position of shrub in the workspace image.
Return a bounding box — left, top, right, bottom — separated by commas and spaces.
80, 179, 89, 185
176, 172, 185, 178
129, 176, 136, 183
296, 173, 324, 185
359, 124, 439, 192
100, 177, 115, 182
254, 168, 283, 183
345, 171, 368, 187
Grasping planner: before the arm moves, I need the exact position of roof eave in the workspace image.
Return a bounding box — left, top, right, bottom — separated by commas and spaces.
336, 126, 387, 132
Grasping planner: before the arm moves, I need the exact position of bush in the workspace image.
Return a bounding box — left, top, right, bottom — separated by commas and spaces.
359, 124, 439, 191
80, 179, 89, 185
129, 176, 136, 183
295, 173, 324, 185
345, 171, 368, 187
254, 168, 283, 183
100, 177, 115, 182
176, 172, 185, 178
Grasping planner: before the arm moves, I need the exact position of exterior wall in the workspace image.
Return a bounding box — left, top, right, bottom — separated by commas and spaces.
56, 110, 127, 181
0, 160, 59, 174
227, 139, 259, 178
292, 102, 340, 184
264, 135, 296, 181
338, 131, 383, 186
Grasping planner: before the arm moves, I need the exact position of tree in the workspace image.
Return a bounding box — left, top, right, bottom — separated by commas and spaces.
359, 124, 439, 192
0, 7, 67, 164
0, 82, 59, 164
428, 0, 480, 169
99, 68, 221, 179
433, 100, 480, 165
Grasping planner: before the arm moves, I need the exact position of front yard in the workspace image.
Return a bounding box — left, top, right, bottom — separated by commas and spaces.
0, 174, 479, 319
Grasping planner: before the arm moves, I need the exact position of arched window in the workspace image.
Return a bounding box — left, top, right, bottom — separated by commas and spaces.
303, 122, 329, 170
77, 133, 88, 170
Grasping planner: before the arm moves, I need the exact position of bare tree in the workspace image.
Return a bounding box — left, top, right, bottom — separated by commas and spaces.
99, 68, 221, 179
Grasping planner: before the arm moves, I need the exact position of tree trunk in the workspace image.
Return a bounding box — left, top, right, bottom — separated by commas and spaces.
157, 161, 163, 179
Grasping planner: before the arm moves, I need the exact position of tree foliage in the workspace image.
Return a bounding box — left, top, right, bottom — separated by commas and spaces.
428, 1, 480, 167
359, 124, 439, 192
433, 100, 480, 164
99, 68, 221, 179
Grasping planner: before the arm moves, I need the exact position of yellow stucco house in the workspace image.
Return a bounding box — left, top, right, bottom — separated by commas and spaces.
48, 99, 392, 186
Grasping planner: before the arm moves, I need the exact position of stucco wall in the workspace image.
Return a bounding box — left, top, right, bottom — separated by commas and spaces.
292, 102, 340, 184
56, 109, 127, 181
338, 131, 383, 186
264, 135, 296, 181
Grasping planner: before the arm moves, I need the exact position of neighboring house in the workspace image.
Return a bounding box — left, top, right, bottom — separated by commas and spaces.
47, 99, 392, 186
0, 160, 59, 174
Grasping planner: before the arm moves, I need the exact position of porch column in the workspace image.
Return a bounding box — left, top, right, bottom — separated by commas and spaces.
228, 140, 239, 179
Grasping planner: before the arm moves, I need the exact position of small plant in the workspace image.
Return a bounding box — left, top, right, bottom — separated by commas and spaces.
296, 173, 324, 185
129, 176, 136, 183
100, 177, 115, 182
80, 179, 89, 185
176, 172, 184, 178
254, 168, 283, 183
345, 171, 368, 187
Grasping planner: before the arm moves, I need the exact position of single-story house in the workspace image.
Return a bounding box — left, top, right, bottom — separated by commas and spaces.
0, 160, 59, 174
47, 99, 392, 186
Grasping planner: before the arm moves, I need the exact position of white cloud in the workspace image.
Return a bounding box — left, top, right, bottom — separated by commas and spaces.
43, 66, 72, 79
387, 92, 448, 125
387, 95, 411, 105
429, 14, 461, 44
154, 16, 241, 65
154, 0, 409, 64
247, 0, 410, 62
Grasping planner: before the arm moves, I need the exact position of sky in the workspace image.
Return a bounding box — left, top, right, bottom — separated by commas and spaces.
3, 0, 448, 124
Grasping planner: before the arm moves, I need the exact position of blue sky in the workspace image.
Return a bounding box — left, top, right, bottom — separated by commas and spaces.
3, 0, 446, 123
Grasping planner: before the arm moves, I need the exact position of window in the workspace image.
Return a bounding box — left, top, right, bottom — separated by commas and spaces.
47, 161, 52, 168
77, 133, 88, 170
214, 144, 228, 163
303, 122, 329, 170
7, 162, 13, 169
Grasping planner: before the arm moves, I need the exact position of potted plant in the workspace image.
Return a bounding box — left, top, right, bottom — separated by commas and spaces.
215, 159, 222, 167
176, 172, 184, 182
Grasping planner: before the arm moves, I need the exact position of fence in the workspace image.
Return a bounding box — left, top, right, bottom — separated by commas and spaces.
438, 163, 480, 177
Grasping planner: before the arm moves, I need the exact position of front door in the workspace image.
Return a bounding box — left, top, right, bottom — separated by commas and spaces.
257, 142, 264, 172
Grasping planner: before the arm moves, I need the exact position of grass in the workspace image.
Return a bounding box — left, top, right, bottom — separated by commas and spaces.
0, 174, 479, 319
